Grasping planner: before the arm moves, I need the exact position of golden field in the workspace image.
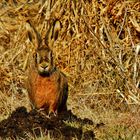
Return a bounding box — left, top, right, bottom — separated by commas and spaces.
0, 0, 140, 139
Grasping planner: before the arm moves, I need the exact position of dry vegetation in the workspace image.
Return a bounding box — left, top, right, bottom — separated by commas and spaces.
0, 0, 140, 139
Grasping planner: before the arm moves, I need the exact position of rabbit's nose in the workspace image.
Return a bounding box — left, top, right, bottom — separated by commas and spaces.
42, 65, 48, 69
41, 63, 48, 69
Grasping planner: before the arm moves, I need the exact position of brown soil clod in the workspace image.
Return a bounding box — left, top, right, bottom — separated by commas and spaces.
0, 107, 95, 140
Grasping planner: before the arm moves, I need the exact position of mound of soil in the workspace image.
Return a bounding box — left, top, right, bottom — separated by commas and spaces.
0, 107, 95, 140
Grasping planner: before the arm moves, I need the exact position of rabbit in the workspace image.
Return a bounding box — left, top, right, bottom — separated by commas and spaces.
26, 20, 68, 116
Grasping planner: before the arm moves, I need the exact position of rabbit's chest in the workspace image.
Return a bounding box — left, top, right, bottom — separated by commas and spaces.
31, 72, 60, 108
35, 76, 58, 94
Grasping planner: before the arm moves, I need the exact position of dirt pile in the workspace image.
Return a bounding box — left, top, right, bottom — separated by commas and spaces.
0, 107, 95, 140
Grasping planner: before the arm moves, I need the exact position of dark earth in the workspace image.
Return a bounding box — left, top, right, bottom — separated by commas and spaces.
0, 107, 95, 140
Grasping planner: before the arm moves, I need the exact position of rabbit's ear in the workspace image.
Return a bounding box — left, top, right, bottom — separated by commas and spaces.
26, 20, 42, 48
53, 20, 61, 41
45, 20, 61, 48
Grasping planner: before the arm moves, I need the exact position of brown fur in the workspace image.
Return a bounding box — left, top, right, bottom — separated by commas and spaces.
27, 52, 68, 114
26, 20, 68, 114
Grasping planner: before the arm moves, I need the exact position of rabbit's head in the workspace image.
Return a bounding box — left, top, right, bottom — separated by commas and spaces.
27, 20, 61, 76
34, 47, 54, 76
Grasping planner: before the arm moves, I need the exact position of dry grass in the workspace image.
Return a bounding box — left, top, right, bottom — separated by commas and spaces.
0, 0, 140, 139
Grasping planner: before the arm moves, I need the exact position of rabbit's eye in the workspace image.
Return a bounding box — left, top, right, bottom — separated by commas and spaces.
37, 53, 41, 63
34, 53, 41, 64
48, 51, 53, 61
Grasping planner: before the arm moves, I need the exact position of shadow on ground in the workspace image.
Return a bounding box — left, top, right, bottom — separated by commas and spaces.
0, 107, 95, 140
